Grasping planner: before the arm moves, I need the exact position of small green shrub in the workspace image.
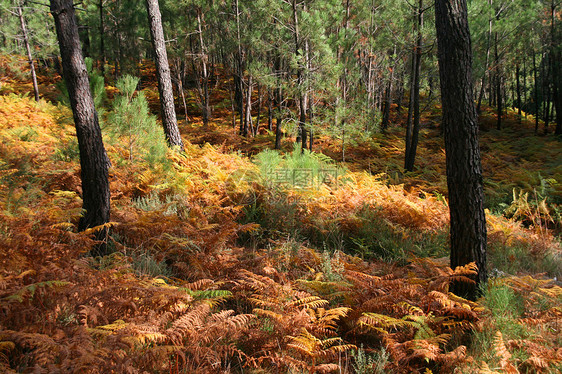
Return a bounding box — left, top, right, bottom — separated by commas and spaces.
53, 137, 79, 161
352, 346, 389, 374
130, 251, 173, 278
106, 75, 168, 165
470, 281, 529, 365
132, 191, 179, 216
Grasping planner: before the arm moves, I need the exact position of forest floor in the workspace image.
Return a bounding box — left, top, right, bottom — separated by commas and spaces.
0, 58, 561, 373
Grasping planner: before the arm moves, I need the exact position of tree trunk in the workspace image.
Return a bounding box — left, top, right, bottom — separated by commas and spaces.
405, 0, 423, 172
229, 81, 236, 128
234, 72, 244, 133
516, 63, 522, 123
396, 67, 405, 116
98, 0, 105, 75
309, 103, 314, 151
549, 1, 561, 136
145, 0, 184, 150
292, 0, 307, 151
523, 57, 528, 117
17, 3, 40, 102
544, 80, 551, 135
381, 46, 396, 131
268, 90, 273, 131
494, 31, 502, 130
554, 55, 562, 135
533, 52, 539, 134
274, 86, 283, 150
234, 0, 245, 136
255, 84, 261, 136
49, 0, 110, 254
381, 77, 393, 131
435, 0, 487, 301
196, 10, 210, 128
243, 75, 253, 137
477, 4, 493, 115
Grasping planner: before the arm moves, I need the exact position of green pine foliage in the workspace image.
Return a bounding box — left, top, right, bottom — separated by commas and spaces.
106, 75, 167, 165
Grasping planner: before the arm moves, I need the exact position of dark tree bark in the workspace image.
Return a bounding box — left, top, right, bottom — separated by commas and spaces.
98, 0, 105, 75
268, 90, 273, 131
516, 63, 522, 123
49, 0, 110, 253
554, 56, 562, 135
274, 86, 283, 150
255, 84, 262, 136
494, 31, 502, 130
476, 7, 492, 115
533, 52, 539, 134
292, 0, 308, 151
381, 65, 394, 131
17, 3, 39, 102
145, 0, 184, 150
405, 0, 424, 172
435, 0, 488, 301
234, 72, 244, 132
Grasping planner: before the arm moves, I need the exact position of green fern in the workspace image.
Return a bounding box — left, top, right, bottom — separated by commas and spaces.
4, 281, 70, 303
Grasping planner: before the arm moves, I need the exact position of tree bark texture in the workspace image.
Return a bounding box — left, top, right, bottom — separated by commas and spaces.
435, 0, 488, 300
145, 0, 184, 150
49, 0, 110, 243
405, 0, 423, 172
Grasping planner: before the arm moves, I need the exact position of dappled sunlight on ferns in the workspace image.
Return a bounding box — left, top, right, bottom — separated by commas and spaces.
1, 87, 561, 373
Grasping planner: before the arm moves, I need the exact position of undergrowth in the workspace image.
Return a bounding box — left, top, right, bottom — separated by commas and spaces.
1, 62, 561, 373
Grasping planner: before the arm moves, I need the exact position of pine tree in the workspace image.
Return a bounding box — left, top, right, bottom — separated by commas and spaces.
435, 0, 487, 300
49, 0, 111, 254
145, 0, 184, 151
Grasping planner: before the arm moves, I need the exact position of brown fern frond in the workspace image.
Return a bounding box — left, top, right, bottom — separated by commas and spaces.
313, 307, 351, 333
315, 363, 341, 373
253, 307, 297, 326
287, 295, 329, 309
492, 331, 520, 373
359, 312, 413, 333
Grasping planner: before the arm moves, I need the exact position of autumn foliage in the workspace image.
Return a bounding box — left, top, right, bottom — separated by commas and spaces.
1, 61, 561, 373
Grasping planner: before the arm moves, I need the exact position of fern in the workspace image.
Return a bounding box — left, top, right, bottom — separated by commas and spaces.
3, 280, 70, 303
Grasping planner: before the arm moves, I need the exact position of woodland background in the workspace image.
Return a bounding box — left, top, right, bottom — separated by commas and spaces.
0, 0, 561, 373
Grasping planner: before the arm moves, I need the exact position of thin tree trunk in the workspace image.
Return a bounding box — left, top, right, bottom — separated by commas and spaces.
533, 52, 539, 134
523, 56, 528, 117
396, 67, 405, 116
98, 0, 105, 75
516, 63, 521, 123
196, 10, 210, 128
177, 67, 188, 122
243, 75, 253, 137
544, 81, 551, 135
234, 73, 244, 134
17, 3, 39, 102
309, 103, 314, 151
234, 0, 245, 136
405, 0, 423, 172
274, 87, 283, 150
550, 0, 561, 135
49, 0, 110, 254
292, 0, 307, 151
229, 81, 236, 128
145, 0, 184, 150
255, 84, 261, 136
268, 90, 273, 131
477, 5, 493, 115
495, 31, 502, 130
381, 47, 396, 131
